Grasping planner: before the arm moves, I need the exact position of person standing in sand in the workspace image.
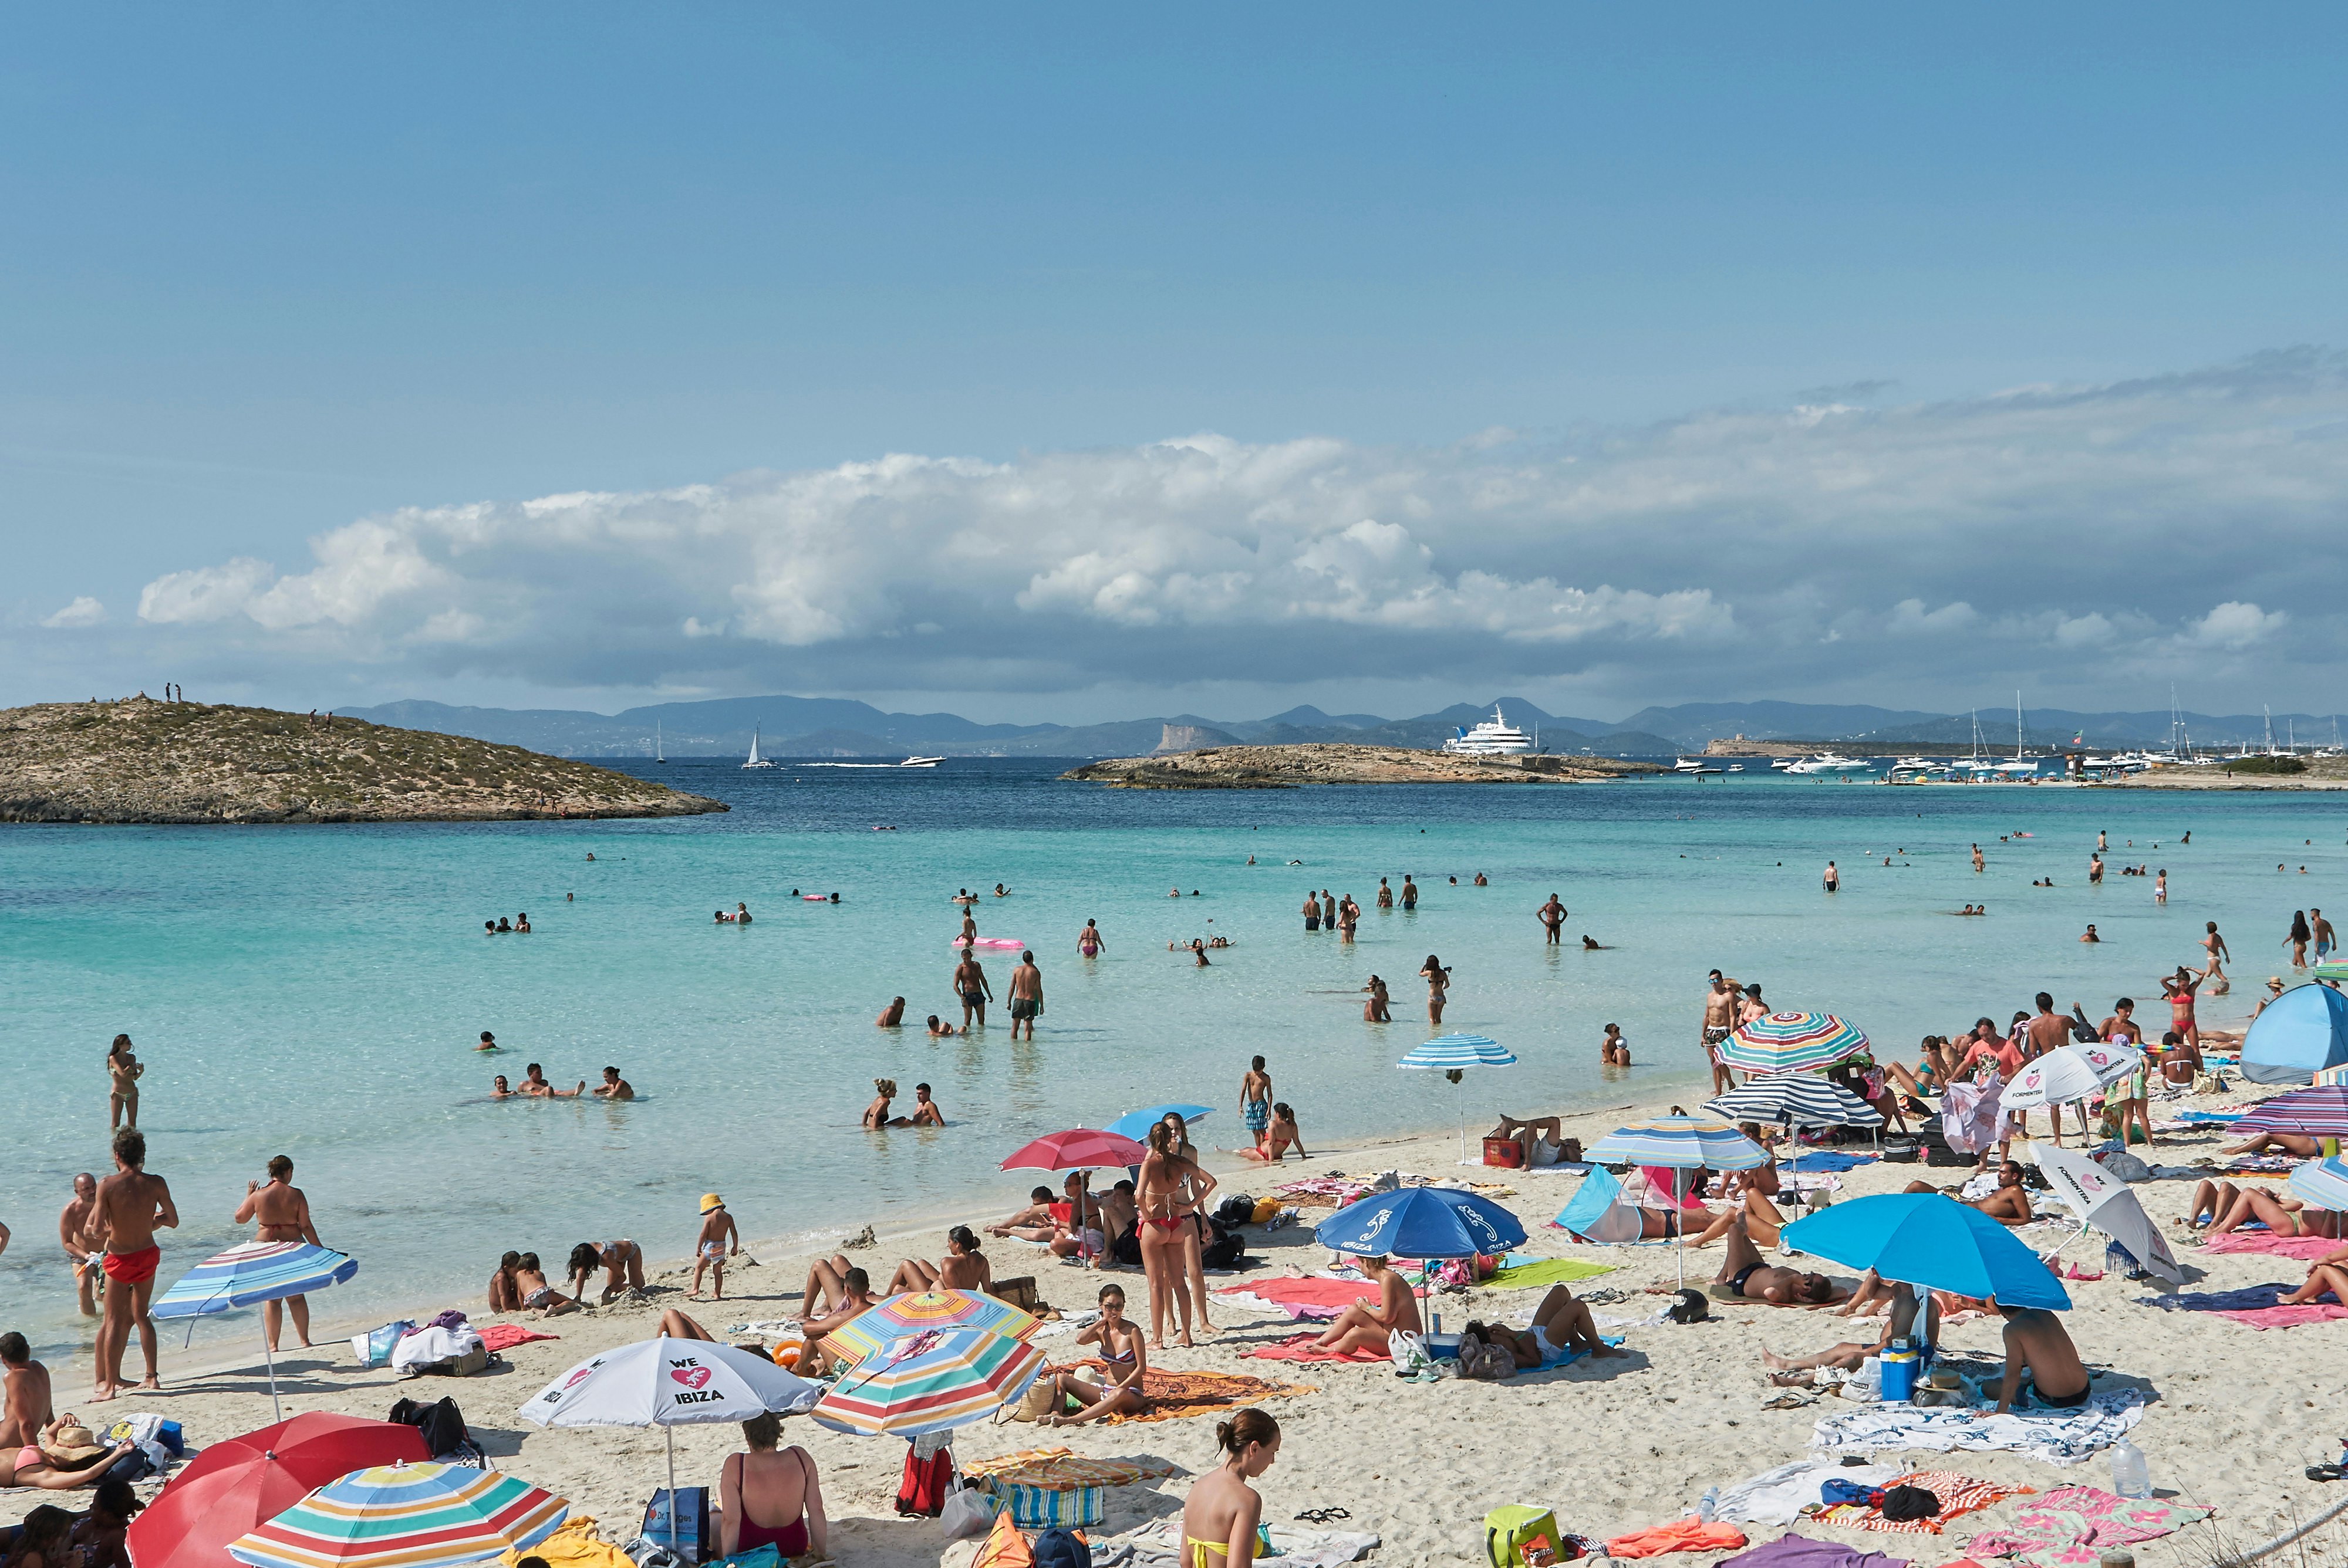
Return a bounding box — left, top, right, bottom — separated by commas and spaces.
1420, 955, 1451, 1027
1239, 1057, 1273, 1151
953, 950, 991, 1030
59, 1175, 100, 1319
690, 1194, 740, 1302
105, 1037, 141, 1131
1701, 972, 1738, 1094
1537, 894, 1565, 945
232, 1155, 320, 1351
1136, 1124, 1207, 1349
1008, 951, 1043, 1040
86, 1129, 175, 1400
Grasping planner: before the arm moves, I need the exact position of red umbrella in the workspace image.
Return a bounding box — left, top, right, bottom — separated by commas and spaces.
129, 1414, 427, 1568
999, 1128, 1148, 1171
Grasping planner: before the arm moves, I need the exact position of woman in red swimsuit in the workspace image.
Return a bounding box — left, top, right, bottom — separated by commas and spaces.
717, 1411, 825, 1560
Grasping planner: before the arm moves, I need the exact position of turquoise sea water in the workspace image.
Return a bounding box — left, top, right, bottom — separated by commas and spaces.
5, 760, 2343, 1360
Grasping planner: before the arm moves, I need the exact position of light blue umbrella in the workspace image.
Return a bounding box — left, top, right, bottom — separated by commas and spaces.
1105, 1103, 1213, 1143
1396, 1035, 1517, 1155
1314, 1185, 1527, 1260
153, 1240, 359, 1420
2288, 1155, 2348, 1211
1779, 1192, 2071, 1310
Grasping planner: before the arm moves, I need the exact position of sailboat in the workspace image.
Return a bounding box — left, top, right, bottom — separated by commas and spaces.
655, 722, 665, 763
741, 727, 774, 769
1993, 692, 2040, 775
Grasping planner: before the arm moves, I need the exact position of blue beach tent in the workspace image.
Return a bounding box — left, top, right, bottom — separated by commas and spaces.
2241, 983, 2348, 1086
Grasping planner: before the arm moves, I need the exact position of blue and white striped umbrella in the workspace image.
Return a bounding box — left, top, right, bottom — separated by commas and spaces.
1585, 1114, 1767, 1171
153, 1241, 358, 1319
1705, 1077, 1883, 1130
1396, 1034, 1517, 1070
2288, 1155, 2348, 1212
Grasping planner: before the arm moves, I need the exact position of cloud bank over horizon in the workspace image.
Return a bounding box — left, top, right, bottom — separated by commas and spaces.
34, 347, 2348, 716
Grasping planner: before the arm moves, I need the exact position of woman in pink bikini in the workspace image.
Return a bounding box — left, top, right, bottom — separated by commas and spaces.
717, 1411, 826, 1560
1138, 1123, 1212, 1349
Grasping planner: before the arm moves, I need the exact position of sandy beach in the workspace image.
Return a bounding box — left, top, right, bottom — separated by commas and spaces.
11, 1065, 2342, 1568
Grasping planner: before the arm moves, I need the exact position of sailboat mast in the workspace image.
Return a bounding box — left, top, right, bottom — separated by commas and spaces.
2015, 691, 2025, 759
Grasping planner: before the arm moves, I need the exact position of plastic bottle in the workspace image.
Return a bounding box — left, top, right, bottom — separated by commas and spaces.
1697, 1486, 1720, 1523
2110, 1438, 2150, 1499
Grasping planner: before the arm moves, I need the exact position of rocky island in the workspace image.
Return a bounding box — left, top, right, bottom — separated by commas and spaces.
0, 697, 727, 824
1063, 741, 1658, 789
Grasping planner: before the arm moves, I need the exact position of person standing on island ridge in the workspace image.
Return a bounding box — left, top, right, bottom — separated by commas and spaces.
690, 1194, 740, 1302
1008, 951, 1043, 1041
1240, 1056, 1273, 1151
233, 1155, 320, 1350
1702, 971, 1739, 1094
953, 948, 991, 1030
105, 1037, 141, 1131
1538, 894, 1566, 945
59, 1175, 100, 1319
86, 1129, 176, 1400
1823, 860, 1838, 893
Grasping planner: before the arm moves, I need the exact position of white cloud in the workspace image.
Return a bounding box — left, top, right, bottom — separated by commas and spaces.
138, 557, 275, 624
39, 596, 105, 628
2183, 600, 2287, 650
1888, 599, 1978, 635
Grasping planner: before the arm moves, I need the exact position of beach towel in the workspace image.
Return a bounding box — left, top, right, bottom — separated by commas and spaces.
1779, 1151, 1879, 1174
1941, 1080, 2006, 1155
1049, 1359, 1317, 1421
1604, 1521, 1748, 1557
1119, 1520, 1378, 1568
1243, 1332, 1388, 1364
1812, 1471, 2034, 1536
1718, 1532, 1909, 1568
496, 1516, 630, 1568
2198, 1231, 2344, 1260
1712, 1461, 1900, 1527
2143, 1282, 2348, 1327
1213, 1277, 1378, 1319
474, 1324, 558, 1353
963, 1445, 1180, 1485
1483, 1257, 1616, 1290
1809, 1390, 2146, 1466
1963, 1485, 2212, 1567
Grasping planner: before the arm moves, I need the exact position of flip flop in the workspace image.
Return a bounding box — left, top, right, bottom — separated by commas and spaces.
1294, 1509, 1353, 1523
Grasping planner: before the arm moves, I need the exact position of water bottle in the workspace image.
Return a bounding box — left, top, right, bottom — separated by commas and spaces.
2110, 1438, 2150, 1499
1697, 1486, 1720, 1523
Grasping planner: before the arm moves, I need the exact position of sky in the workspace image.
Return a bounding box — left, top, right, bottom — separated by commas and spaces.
6, 5, 2348, 725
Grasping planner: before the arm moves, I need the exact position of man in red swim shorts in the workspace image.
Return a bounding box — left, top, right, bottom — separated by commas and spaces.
86, 1129, 176, 1400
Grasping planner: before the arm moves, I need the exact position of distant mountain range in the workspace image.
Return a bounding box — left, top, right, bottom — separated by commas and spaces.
339, 695, 2338, 760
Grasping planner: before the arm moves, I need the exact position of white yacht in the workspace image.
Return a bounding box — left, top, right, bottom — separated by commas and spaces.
899, 755, 944, 768
1786, 752, 1871, 773
1442, 705, 1536, 756
1672, 757, 1725, 775
742, 728, 774, 768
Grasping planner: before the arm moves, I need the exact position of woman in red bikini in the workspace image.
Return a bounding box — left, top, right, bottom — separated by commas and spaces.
716, 1411, 825, 1560
1138, 1124, 1209, 1350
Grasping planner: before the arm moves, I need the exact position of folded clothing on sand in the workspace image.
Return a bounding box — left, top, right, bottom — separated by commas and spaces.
474, 1324, 558, 1353
1604, 1521, 1749, 1557
1812, 1471, 2034, 1536
1809, 1391, 2146, 1467
1712, 1461, 1900, 1527
2144, 1282, 2348, 1327
1718, 1530, 1908, 1568
1963, 1485, 2212, 1567
1244, 1333, 1388, 1364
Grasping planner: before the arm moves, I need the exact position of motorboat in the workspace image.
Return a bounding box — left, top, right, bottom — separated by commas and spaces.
899, 756, 944, 768
1442, 705, 1536, 756
1672, 757, 1725, 775
1786, 752, 1871, 774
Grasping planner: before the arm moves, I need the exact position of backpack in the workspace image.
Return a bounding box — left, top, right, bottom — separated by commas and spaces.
1485, 1506, 1563, 1568
897, 1443, 954, 1517
1033, 1528, 1092, 1568
1200, 1218, 1247, 1270
971, 1511, 1035, 1568
386, 1395, 470, 1459
1215, 1195, 1257, 1227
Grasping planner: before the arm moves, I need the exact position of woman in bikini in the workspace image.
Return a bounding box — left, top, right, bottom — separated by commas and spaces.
863, 1079, 907, 1129
106, 1037, 141, 1131
1078, 920, 1105, 958
1237, 1103, 1304, 1163
1138, 1123, 1206, 1349
884, 1226, 991, 1296
2161, 968, 2203, 1055
1180, 1408, 1280, 1568
0, 1422, 133, 1493
716, 1411, 826, 1561
1035, 1283, 1149, 1425
1420, 955, 1450, 1027
513, 1253, 578, 1316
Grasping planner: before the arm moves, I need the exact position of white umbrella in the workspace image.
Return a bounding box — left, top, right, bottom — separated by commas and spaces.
519, 1336, 819, 1548
1997, 1042, 2141, 1110
2032, 1144, 2185, 1287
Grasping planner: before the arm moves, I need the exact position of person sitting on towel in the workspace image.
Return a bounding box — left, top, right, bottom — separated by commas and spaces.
1712, 1214, 1837, 1304
1309, 1254, 1421, 1356
2189, 1179, 2344, 1238
1465, 1286, 1622, 1368
1903, 1162, 2034, 1226
2279, 1242, 2348, 1309
797, 1268, 881, 1378
1988, 1304, 2090, 1411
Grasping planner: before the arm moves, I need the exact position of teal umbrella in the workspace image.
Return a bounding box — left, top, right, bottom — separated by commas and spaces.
1779, 1192, 2070, 1310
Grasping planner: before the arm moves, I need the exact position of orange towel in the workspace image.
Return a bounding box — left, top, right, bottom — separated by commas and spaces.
1604, 1522, 1749, 1557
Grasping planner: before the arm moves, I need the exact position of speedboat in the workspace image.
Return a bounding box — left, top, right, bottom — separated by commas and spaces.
1787, 752, 1870, 774
1442, 705, 1535, 756
899, 756, 944, 768
1672, 758, 1724, 775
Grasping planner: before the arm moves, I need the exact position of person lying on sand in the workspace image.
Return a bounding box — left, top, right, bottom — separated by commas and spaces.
2221, 1130, 2323, 1159
1310, 1254, 1421, 1356
0, 1419, 134, 1489
1709, 1214, 1838, 1305
1691, 1190, 1794, 1249
885, 1226, 991, 1296
659, 1309, 717, 1340
513, 1253, 576, 1317
1033, 1283, 1150, 1426
1760, 1315, 1899, 1384
989, 1188, 1060, 1242
1988, 1305, 2090, 1411
1905, 1163, 2033, 1226
1463, 1286, 1622, 1367
2190, 1180, 2343, 1238
1487, 1114, 1568, 1165
2279, 1243, 2348, 1308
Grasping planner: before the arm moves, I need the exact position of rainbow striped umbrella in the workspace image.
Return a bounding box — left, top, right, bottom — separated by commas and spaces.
1718, 1012, 1870, 1075
153, 1241, 359, 1422
2232, 1086, 2348, 1139
812, 1327, 1046, 1438
226, 1461, 566, 1568
822, 1290, 1040, 1370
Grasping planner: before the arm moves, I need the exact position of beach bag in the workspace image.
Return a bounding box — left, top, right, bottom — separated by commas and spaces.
352, 1320, 417, 1368
1216, 1195, 1257, 1226
1878, 1485, 1941, 1522
1458, 1338, 1514, 1380
1389, 1329, 1432, 1376
1033, 1528, 1092, 1568
1486, 1505, 1563, 1568
386, 1395, 470, 1459
942, 1476, 1000, 1539
990, 1277, 1041, 1314
898, 1444, 954, 1517
1004, 1477, 1106, 1528
971, 1511, 1036, 1568
640, 1488, 710, 1561
1251, 1196, 1281, 1224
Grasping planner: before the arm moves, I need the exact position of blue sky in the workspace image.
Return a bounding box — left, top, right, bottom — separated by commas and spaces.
8, 6, 2348, 722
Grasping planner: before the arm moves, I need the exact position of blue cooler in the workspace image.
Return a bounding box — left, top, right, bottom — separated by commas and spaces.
1879, 1345, 1921, 1403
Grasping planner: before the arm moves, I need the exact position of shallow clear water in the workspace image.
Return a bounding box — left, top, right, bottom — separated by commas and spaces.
4, 761, 2341, 1360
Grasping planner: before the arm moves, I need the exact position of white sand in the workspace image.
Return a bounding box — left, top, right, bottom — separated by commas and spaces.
7, 1083, 2342, 1568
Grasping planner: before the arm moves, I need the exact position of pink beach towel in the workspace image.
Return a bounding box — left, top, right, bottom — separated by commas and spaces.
1243, 1332, 1389, 1364
2199, 1232, 2345, 1261
476, 1324, 559, 1352
1214, 1278, 1378, 1320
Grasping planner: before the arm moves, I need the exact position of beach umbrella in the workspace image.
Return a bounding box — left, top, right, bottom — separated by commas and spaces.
151, 1241, 359, 1422
2231, 1085, 2348, 1139
2031, 1145, 2184, 1287
226, 1462, 567, 1568
129, 1415, 427, 1568
1998, 1042, 2141, 1111
1717, 1012, 1870, 1076
2288, 1155, 2348, 1211
1105, 1104, 1213, 1143
1779, 1192, 2071, 1310
1000, 1128, 1149, 1171
1314, 1185, 1528, 1261
518, 1335, 818, 1549
1703, 1076, 1883, 1129
812, 1326, 1047, 1438
822, 1289, 1040, 1370
2315, 1066, 2348, 1089
1585, 1116, 1765, 1286
1396, 1035, 1517, 1155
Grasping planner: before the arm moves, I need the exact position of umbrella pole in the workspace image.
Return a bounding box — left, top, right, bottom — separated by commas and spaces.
666, 1424, 678, 1552
1672, 1168, 1686, 1289
261, 1327, 282, 1425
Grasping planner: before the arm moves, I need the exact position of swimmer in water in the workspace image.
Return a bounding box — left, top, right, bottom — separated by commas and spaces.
477, 1030, 498, 1052
1078, 920, 1105, 957
1601, 1023, 1631, 1065
1581, 934, 1607, 949
876, 997, 906, 1028
1361, 976, 1391, 1022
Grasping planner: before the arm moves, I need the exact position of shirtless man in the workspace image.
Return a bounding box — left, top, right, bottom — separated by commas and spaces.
1712, 1214, 1837, 1305
1310, 1254, 1422, 1356
2019, 993, 2076, 1144
59, 1175, 100, 1318
1537, 895, 1565, 945
876, 997, 906, 1027
1361, 976, 1391, 1023
1989, 1305, 2090, 1411
907, 1083, 945, 1126
85, 1128, 176, 1399
1701, 973, 1739, 1094
690, 1195, 740, 1301
1007, 951, 1043, 1041
1239, 1057, 1273, 1151
1823, 860, 1838, 893
521, 1063, 585, 1099
1400, 875, 1418, 911
953, 951, 991, 1030
1905, 1163, 2034, 1226
1099, 1180, 1141, 1266
232, 1155, 320, 1350
798, 1266, 882, 1377
0, 1332, 53, 1452
592, 1066, 635, 1101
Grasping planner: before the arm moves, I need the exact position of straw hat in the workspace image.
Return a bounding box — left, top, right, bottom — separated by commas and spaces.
699, 1193, 725, 1213
42, 1424, 106, 1462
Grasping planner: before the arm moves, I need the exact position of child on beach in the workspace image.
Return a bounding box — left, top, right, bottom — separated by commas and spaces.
691, 1195, 741, 1301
